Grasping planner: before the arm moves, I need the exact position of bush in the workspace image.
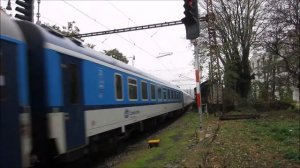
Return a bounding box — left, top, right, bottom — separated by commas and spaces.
269, 100, 295, 110
253, 100, 295, 112
253, 102, 269, 112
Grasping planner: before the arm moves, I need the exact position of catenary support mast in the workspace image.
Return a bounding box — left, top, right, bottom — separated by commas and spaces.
206, 0, 222, 111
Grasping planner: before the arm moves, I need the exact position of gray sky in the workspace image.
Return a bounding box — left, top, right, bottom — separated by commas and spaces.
1, 0, 199, 90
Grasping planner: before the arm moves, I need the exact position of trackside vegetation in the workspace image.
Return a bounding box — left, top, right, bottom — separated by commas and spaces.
116, 112, 200, 168
205, 110, 300, 167
113, 109, 300, 168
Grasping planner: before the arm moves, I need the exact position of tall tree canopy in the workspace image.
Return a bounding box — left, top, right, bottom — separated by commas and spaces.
211, 0, 265, 99
263, 0, 299, 89
198, 0, 299, 105
104, 48, 129, 64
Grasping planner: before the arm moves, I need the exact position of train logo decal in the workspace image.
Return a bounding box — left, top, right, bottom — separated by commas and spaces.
98, 68, 105, 98
124, 109, 140, 118
124, 109, 129, 118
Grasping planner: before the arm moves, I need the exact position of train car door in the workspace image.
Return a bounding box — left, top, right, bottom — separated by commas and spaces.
61, 55, 86, 150
0, 40, 22, 168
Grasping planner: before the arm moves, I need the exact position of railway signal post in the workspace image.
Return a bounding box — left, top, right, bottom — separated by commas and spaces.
193, 40, 204, 141
181, 0, 205, 140
181, 0, 200, 40
15, 0, 34, 22
194, 44, 202, 127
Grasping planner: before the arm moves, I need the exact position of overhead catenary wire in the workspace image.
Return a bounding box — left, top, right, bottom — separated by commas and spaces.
62, 0, 108, 29
106, 0, 164, 52
61, 0, 155, 57
60, 0, 116, 50
61, 0, 177, 77
40, 16, 113, 50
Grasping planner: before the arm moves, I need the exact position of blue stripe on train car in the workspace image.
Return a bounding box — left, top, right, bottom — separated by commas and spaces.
82, 58, 183, 107
83, 60, 116, 105
18, 42, 29, 105
45, 49, 63, 106
83, 60, 157, 105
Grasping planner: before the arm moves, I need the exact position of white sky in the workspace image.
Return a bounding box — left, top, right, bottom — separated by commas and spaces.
1, 0, 200, 90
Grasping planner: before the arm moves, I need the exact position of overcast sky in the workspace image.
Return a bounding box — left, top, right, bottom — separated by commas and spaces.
1, 0, 201, 90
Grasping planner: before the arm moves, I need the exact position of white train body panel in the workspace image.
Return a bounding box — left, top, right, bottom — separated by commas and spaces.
85, 103, 182, 137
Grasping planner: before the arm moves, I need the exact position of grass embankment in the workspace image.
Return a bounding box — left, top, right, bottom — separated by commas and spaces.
207, 110, 300, 168
115, 109, 300, 168
116, 112, 201, 168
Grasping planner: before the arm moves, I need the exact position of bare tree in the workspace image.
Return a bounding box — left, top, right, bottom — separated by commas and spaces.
210, 0, 266, 100
264, 0, 299, 91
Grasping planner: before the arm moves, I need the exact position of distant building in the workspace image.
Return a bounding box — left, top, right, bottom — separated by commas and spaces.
250, 50, 299, 103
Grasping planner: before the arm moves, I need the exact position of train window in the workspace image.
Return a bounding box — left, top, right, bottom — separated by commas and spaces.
68, 64, 79, 104
141, 81, 148, 100
173, 90, 176, 100
157, 87, 162, 100
171, 90, 174, 100
150, 84, 156, 100
163, 88, 167, 100
0, 52, 5, 101
114, 74, 123, 100
167, 89, 170, 100
128, 78, 137, 100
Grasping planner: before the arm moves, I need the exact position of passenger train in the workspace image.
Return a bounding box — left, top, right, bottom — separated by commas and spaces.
0, 12, 194, 168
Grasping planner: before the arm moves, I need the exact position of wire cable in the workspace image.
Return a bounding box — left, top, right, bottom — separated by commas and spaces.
41, 16, 113, 50
61, 0, 177, 76
106, 0, 164, 52
62, 0, 157, 57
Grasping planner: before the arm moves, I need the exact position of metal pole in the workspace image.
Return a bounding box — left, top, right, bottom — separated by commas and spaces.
36, 0, 41, 24
6, 0, 12, 10
194, 41, 202, 130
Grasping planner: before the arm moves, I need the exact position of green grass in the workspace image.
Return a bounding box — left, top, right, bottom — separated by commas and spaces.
241, 111, 298, 162
118, 112, 200, 168
243, 111, 300, 163
115, 110, 300, 167
205, 110, 300, 167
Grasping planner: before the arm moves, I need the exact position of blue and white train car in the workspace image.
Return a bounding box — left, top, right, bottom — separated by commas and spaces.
183, 91, 194, 108
16, 20, 187, 164
0, 12, 31, 168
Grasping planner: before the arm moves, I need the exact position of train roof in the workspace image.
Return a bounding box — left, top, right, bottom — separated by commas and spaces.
0, 12, 25, 42
17, 20, 180, 90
